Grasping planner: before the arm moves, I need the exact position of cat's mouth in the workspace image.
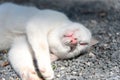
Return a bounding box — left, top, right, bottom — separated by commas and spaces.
66, 43, 77, 52
69, 45, 77, 52
67, 42, 89, 52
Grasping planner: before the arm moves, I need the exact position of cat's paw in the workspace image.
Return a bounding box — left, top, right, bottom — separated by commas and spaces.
39, 66, 54, 80
20, 68, 42, 80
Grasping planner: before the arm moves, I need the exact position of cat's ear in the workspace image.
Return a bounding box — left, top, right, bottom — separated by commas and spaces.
89, 38, 99, 46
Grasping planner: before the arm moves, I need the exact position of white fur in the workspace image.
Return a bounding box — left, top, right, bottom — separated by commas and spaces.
48, 23, 92, 59
0, 3, 92, 80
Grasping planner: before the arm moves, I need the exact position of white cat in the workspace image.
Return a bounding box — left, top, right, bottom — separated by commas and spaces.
0, 3, 97, 80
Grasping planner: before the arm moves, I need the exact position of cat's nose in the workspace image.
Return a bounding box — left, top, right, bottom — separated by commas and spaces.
70, 38, 77, 45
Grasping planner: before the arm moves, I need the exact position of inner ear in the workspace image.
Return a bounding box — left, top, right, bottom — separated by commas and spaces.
64, 31, 74, 37
89, 38, 99, 46
63, 29, 79, 37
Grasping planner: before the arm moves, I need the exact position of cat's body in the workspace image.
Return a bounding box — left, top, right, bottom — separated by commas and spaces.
0, 3, 93, 80
0, 3, 69, 50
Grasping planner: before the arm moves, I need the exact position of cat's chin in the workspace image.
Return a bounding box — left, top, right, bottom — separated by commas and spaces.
58, 44, 89, 59
54, 48, 77, 59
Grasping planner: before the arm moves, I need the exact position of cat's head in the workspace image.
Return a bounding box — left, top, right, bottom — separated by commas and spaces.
49, 22, 98, 59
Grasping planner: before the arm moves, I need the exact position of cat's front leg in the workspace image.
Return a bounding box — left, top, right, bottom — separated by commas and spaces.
8, 36, 42, 80
27, 38, 54, 80
26, 26, 54, 80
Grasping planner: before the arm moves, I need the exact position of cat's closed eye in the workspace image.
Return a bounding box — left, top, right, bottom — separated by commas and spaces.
79, 42, 89, 45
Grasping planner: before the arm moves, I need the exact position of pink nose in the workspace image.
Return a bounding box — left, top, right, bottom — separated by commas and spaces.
64, 32, 77, 45
70, 37, 77, 45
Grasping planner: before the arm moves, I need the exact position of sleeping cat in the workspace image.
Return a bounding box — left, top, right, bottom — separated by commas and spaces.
0, 3, 97, 80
